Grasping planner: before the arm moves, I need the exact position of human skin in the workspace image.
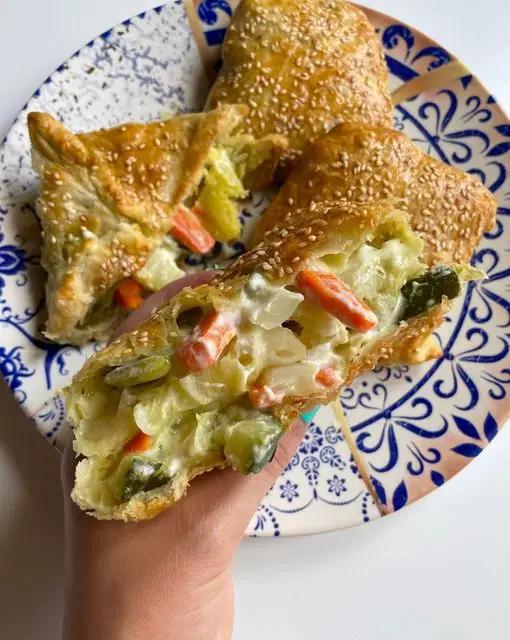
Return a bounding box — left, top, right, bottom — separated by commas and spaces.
61, 272, 306, 640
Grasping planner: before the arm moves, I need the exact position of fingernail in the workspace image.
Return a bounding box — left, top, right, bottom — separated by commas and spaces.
300, 407, 319, 426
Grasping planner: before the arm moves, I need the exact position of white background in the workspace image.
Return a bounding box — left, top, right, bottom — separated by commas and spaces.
1, 1, 509, 638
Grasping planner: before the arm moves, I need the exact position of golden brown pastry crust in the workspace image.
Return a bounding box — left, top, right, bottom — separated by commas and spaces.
28, 106, 246, 345
207, 0, 392, 168
73, 457, 227, 522
344, 302, 450, 383
253, 123, 497, 266
253, 123, 496, 365
67, 200, 453, 520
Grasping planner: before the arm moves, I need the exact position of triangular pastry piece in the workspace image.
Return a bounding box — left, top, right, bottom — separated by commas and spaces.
28, 106, 286, 344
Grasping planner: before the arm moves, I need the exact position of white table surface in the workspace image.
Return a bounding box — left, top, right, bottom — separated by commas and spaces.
1, 1, 509, 638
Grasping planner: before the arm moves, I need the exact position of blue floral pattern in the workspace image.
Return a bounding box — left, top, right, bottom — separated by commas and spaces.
327, 475, 347, 497
381, 23, 451, 82
0, 2, 508, 536
0, 232, 34, 297
260, 414, 371, 528
280, 479, 299, 503
0, 345, 34, 403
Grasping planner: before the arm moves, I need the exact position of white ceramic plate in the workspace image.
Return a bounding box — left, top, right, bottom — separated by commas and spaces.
0, 1, 509, 536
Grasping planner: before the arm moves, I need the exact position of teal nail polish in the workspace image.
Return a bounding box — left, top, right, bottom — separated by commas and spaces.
300, 407, 319, 425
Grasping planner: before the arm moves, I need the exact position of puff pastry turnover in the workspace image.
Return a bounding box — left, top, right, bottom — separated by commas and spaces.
28, 106, 286, 344
253, 123, 497, 363
64, 196, 480, 520
207, 0, 392, 170
254, 123, 497, 264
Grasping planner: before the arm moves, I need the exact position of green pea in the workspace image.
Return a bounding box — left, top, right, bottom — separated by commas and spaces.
105, 355, 171, 389
224, 418, 284, 475
121, 457, 167, 501
400, 266, 461, 321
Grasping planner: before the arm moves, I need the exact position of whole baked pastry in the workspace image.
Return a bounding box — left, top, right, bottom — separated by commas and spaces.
207, 0, 392, 169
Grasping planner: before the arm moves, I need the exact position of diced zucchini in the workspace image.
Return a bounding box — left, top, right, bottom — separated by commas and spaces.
224, 418, 283, 475
105, 356, 171, 389
121, 457, 167, 501
400, 266, 461, 321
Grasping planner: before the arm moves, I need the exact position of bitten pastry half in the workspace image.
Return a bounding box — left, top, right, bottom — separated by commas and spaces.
253, 123, 496, 364
28, 107, 287, 345
64, 199, 481, 521
207, 0, 392, 171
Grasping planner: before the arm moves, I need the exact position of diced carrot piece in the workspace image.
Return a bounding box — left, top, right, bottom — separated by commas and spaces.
123, 431, 153, 455
296, 270, 378, 333
170, 206, 215, 254
315, 366, 342, 389
177, 312, 237, 373
248, 384, 283, 409
114, 278, 144, 311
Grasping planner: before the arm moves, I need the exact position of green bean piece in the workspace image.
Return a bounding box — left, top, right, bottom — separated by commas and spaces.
105, 355, 171, 389
400, 266, 461, 321
121, 458, 167, 501
224, 419, 284, 475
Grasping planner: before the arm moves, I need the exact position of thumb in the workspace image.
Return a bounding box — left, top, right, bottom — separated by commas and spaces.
178, 419, 307, 545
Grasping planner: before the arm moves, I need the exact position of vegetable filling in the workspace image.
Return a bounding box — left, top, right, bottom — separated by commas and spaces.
69, 213, 481, 511
81, 143, 261, 326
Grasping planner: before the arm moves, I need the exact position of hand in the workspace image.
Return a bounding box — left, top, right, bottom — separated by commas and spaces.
61, 273, 306, 640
